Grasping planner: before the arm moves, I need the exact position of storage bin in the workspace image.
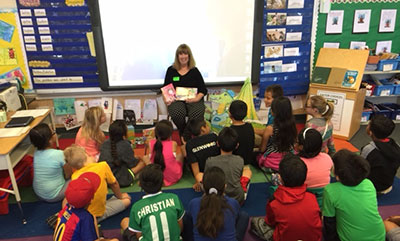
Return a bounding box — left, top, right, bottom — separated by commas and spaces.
373, 84, 394, 96
375, 104, 393, 119
380, 103, 400, 121
393, 85, 400, 95
377, 59, 398, 71
361, 111, 372, 122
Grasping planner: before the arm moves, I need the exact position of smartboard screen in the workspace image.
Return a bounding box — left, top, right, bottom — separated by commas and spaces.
89, 0, 262, 91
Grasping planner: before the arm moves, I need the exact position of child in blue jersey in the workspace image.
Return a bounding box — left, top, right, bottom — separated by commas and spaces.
53, 172, 117, 241
120, 164, 185, 241
29, 123, 72, 202
183, 166, 249, 241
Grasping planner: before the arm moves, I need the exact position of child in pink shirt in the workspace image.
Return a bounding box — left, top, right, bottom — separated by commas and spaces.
296, 128, 333, 188
148, 120, 183, 186
75, 106, 106, 159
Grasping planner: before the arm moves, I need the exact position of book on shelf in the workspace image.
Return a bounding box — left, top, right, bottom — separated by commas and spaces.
176, 87, 197, 101
161, 83, 176, 103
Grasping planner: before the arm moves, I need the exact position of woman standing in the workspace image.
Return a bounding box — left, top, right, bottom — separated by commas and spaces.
163, 44, 207, 142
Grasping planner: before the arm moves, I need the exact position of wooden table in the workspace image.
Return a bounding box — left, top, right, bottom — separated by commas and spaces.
0, 109, 57, 224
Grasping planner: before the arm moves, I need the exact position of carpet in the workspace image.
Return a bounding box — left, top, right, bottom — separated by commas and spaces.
3, 178, 400, 239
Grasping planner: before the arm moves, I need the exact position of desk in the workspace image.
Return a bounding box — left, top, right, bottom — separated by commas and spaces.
0, 109, 57, 224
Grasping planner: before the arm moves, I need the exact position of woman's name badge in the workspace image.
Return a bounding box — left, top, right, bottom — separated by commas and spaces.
173, 76, 180, 81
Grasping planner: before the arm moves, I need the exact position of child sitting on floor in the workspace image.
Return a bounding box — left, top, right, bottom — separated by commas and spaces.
184, 166, 249, 241
297, 128, 333, 188
99, 120, 146, 187
29, 123, 72, 202
259, 96, 297, 172
185, 119, 220, 191
229, 100, 255, 166
147, 120, 184, 186
205, 127, 252, 204
251, 154, 322, 241
305, 95, 336, 156
75, 106, 106, 159
54, 172, 118, 241
120, 164, 185, 241
361, 114, 400, 194
64, 145, 131, 223
322, 149, 385, 241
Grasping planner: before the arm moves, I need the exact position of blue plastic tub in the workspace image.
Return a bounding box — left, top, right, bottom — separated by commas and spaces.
380, 103, 400, 121
377, 59, 399, 71
373, 84, 394, 96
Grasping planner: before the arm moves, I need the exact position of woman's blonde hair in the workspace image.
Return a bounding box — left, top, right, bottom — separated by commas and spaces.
309, 95, 334, 120
81, 106, 106, 145
172, 44, 196, 70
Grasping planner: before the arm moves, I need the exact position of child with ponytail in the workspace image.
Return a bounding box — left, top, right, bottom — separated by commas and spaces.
75, 106, 106, 159
99, 120, 146, 187
29, 123, 72, 202
148, 120, 183, 186
305, 95, 336, 156
184, 166, 249, 241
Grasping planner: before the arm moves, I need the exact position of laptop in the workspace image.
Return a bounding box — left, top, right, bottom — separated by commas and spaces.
5, 116, 34, 128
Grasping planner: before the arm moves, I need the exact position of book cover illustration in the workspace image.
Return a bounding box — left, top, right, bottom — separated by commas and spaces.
161, 83, 176, 102
176, 87, 198, 101
311, 67, 331, 84
342, 70, 358, 88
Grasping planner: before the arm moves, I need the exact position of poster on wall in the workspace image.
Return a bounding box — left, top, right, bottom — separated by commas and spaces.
379, 9, 397, 33
353, 9, 371, 33
375, 40, 392, 54
326, 10, 344, 34
317, 90, 346, 131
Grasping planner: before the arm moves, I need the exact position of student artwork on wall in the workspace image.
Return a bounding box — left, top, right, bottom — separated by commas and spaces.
349, 41, 366, 50
375, 40, 392, 54
353, 9, 371, 33
379, 9, 396, 33
326, 10, 344, 34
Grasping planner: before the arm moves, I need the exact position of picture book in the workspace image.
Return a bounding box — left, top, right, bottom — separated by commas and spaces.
176, 87, 197, 101
342, 70, 358, 88
161, 83, 176, 102
311, 67, 331, 84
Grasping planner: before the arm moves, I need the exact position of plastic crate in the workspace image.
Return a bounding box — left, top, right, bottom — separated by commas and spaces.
373, 84, 394, 96
375, 104, 393, 119
361, 111, 372, 122
380, 103, 400, 121
394, 85, 400, 95
377, 59, 399, 71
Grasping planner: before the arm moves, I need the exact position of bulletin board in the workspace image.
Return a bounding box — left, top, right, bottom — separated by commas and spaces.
314, 0, 400, 62
0, 11, 31, 89
16, 0, 99, 89
259, 0, 315, 97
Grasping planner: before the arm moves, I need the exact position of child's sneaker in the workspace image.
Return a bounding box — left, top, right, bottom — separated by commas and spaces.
45, 212, 58, 230
240, 176, 250, 193
271, 173, 282, 186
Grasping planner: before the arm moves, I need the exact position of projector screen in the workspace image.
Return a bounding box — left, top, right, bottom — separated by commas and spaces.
88, 0, 262, 91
